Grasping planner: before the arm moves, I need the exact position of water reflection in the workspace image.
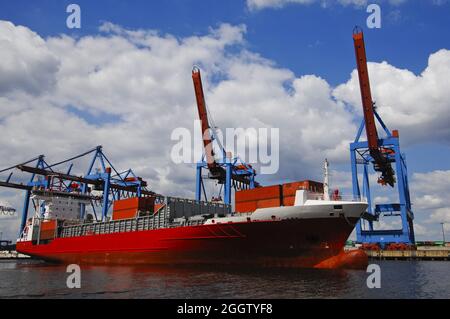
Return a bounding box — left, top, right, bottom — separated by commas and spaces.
1, 260, 449, 299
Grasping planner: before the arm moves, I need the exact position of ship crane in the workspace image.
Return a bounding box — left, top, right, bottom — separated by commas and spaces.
0, 146, 161, 235
350, 28, 415, 248
192, 67, 258, 205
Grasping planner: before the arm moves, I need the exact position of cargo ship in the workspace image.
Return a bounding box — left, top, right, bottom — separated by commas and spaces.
16, 178, 368, 269
14, 66, 368, 269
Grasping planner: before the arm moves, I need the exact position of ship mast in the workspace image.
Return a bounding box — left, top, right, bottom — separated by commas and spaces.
323, 159, 330, 201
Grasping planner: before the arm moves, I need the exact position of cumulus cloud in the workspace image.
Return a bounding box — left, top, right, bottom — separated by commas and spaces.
0, 20, 449, 242
410, 170, 450, 226
0, 20, 357, 238
333, 50, 450, 145
0, 21, 59, 96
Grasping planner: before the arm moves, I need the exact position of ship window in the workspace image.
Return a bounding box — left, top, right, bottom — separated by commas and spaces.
333, 205, 343, 210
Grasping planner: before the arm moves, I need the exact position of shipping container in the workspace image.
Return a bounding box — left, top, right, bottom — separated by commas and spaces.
235, 201, 258, 213
112, 197, 155, 221
235, 180, 323, 211
112, 209, 138, 221
113, 197, 155, 211
39, 219, 57, 240
282, 181, 309, 197
282, 180, 324, 197
256, 198, 281, 209
235, 185, 281, 203
283, 195, 296, 206
308, 181, 324, 193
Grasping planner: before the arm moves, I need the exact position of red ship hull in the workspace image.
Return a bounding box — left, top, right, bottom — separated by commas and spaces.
16, 217, 367, 269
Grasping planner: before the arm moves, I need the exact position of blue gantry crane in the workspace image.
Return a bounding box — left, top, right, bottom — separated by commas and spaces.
191, 67, 258, 205
350, 28, 415, 248
0, 146, 160, 236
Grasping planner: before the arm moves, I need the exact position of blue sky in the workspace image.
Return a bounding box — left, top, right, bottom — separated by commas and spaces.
1, 0, 449, 85
0, 0, 449, 240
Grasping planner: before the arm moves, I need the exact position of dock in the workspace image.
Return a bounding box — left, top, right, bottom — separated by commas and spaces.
366, 247, 450, 261
0, 251, 30, 260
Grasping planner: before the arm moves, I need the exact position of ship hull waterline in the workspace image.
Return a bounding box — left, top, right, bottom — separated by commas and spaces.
16, 217, 368, 269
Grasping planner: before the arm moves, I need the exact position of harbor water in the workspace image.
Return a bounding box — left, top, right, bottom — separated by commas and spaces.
0, 259, 449, 299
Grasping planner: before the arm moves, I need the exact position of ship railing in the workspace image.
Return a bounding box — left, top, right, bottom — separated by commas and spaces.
59, 205, 172, 239
58, 197, 228, 239
306, 193, 367, 202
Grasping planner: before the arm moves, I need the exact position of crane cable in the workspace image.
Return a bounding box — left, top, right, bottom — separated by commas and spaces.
203, 89, 226, 156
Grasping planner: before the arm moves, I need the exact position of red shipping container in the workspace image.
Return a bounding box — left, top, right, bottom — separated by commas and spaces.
235, 185, 281, 203
112, 209, 138, 221
235, 201, 258, 213
256, 198, 281, 209
282, 181, 309, 197
112, 197, 155, 221
113, 197, 155, 211
283, 195, 296, 206
308, 181, 324, 193
40, 220, 57, 240
282, 180, 324, 197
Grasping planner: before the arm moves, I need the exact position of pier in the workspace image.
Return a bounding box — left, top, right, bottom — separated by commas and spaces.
366, 247, 450, 261
0, 251, 30, 260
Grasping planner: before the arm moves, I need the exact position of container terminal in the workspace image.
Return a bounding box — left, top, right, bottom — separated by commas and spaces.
0, 29, 447, 267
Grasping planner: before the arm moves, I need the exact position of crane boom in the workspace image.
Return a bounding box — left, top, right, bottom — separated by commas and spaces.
192, 67, 222, 178
191, 67, 259, 190
353, 29, 395, 187
353, 31, 379, 150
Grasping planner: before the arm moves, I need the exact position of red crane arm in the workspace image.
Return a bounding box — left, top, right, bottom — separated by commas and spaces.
352, 29, 396, 187
191, 67, 259, 187
192, 67, 219, 172
353, 31, 379, 151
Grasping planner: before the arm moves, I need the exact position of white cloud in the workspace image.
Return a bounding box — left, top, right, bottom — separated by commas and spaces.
247, 0, 366, 10
0, 20, 449, 242
0, 20, 356, 239
333, 50, 450, 145
429, 208, 450, 223
0, 21, 59, 96
409, 170, 450, 238
246, 0, 450, 10
373, 196, 390, 203
413, 222, 429, 236
246, 0, 412, 10
432, 0, 449, 5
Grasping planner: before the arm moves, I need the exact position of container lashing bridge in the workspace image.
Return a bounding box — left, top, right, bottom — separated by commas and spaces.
192, 67, 259, 205
0, 146, 161, 236
350, 27, 415, 247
